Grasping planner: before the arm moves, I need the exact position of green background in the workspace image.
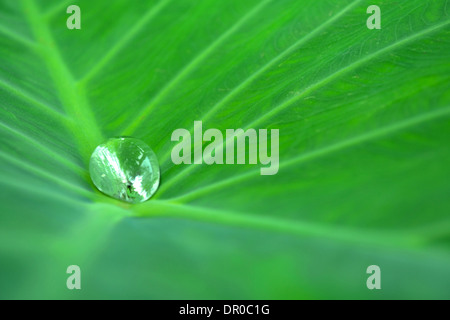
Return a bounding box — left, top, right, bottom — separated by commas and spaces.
0, 0, 449, 299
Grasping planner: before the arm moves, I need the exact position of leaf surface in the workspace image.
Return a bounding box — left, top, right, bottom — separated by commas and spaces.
0, 0, 449, 299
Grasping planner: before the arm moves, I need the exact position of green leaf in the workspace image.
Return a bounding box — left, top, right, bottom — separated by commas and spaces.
0, 0, 449, 299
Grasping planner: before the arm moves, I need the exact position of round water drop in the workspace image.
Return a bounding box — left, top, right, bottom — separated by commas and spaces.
89, 137, 160, 203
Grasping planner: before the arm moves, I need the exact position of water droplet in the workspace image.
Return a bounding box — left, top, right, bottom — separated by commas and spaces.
89, 137, 160, 203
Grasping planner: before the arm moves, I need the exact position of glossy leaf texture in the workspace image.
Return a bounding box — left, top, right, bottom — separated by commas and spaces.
0, 0, 449, 299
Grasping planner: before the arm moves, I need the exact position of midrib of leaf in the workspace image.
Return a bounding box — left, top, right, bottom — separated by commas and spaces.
168, 104, 450, 203
0, 75, 90, 190
121, 0, 272, 135
156, 18, 450, 195
22, 0, 104, 164
156, 0, 365, 166
133, 200, 427, 250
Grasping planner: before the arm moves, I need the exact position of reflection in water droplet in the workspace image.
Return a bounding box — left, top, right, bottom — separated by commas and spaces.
89, 137, 160, 203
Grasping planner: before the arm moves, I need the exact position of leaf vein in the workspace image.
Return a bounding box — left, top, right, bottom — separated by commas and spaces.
22, 0, 104, 163
79, 0, 172, 84
156, 0, 365, 165
158, 18, 450, 194
168, 105, 450, 202
121, 0, 272, 135
0, 120, 86, 175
